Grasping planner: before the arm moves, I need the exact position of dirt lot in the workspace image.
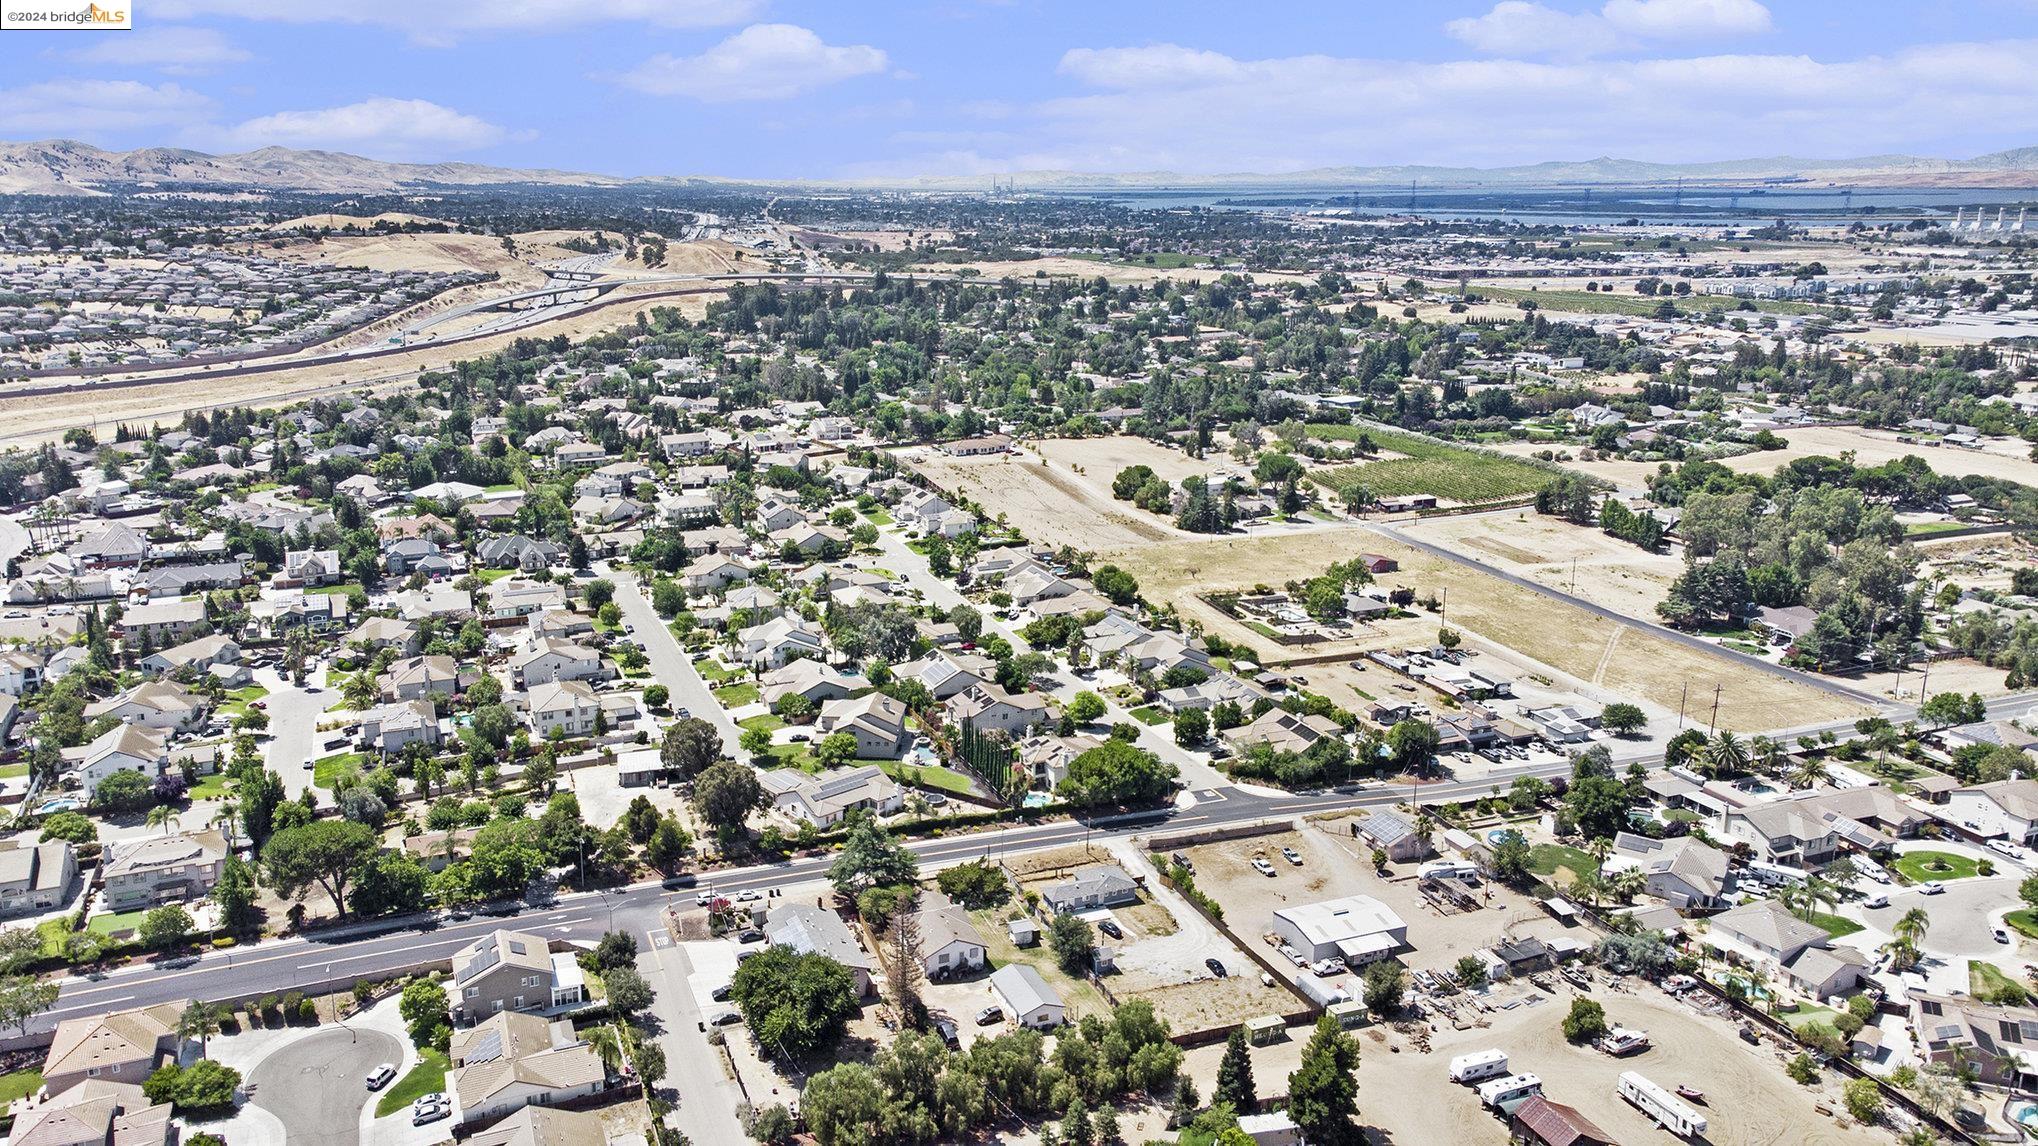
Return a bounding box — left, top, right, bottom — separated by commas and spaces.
1405, 511, 1686, 624
1185, 980, 1885, 1146
1920, 535, 2038, 594
1115, 526, 1869, 731
906, 446, 1184, 550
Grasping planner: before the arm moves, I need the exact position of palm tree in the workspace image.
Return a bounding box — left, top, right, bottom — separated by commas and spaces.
1803, 876, 1837, 922
177, 1001, 225, 1055
145, 806, 179, 836
1895, 906, 1932, 949
1789, 753, 1830, 791
1749, 735, 1784, 778
1702, 731, 1749, 779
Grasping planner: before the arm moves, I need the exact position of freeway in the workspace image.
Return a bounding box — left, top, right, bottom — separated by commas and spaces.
1366, 516, 1883, 705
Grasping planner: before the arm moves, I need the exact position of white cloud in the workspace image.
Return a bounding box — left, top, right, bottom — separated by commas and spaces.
152, 0, 760, 44
0, 79, 213, 136
65, 27, 251, 74
1447, 0, 1769, 56
1602, 0, 1771, 39
609, 24, 888, 101
935, 38, 2038, 175
1443, 3, 1620, 56
214, 98, 511, 158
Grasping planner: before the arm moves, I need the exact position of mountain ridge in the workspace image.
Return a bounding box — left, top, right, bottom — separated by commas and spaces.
3, 138, 2036, 197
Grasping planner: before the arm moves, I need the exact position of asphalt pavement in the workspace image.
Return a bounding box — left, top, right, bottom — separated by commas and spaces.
604, 564, 739, 754
250, 1025, 405, 1146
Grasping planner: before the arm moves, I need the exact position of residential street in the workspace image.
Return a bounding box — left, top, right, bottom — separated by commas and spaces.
603, 563, 740, 753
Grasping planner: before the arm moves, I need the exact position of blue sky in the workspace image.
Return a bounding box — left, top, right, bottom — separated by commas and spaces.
3, 0, 2037, 179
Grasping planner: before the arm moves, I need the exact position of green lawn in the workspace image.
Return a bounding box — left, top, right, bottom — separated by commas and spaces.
1128, 706, 1172, 725
738, 713, 785, 734
1527, 843, 1597, 884
2008, 909, 2038, 940
1472, 285, 1828, 317
186, 771, 233, 800
0, 1068, 42, 1103
1904, 521, 1970, 539
88, 909, 149, 937
693, 658, 740, 683
1777, 1002, 1841, 1032
305, 582, 365, 597
862, 508, 893, 525
1806, 911, 1863, 939
1972, 960, 2027, 1002
374, 1049, 449, 1118
759, 744, 817, 771
312, 751, 369, 790
0, 762, 28, 779
718, 683, 761, 708
217, 684, 270, 719
879, 758, 978, 795
1892, 850, 1981, 883
475, 568, 517, 583
1305, 424, 1561, 504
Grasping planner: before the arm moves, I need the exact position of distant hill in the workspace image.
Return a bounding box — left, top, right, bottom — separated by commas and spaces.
2, 138, 2036, 196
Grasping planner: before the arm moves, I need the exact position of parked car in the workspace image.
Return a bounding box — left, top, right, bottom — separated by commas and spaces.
1281, 847, 1303, 866
711, 984, 732, 1002
976, 1006, 1003, 1026
1251, 857, 1277, 877
1996, 925, 2013, 945
1863, 893, 1889, 908
936, 1018, 961, 1049
365, 1064, 396, 1091
1920, 881, 1946, 895
1097, 919, 1123, 940
1205, 958, 1228, 978
710, 1010, 744, 1026
736, 928, 765, 943
412, 1100, 449, 1127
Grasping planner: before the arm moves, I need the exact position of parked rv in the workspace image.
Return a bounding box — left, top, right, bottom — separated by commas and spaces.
1448, 1050, 1511, 1084
1618, 1071, 1708, 1137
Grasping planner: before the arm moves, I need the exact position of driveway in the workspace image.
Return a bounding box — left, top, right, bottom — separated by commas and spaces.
250, 1026, 404, 1146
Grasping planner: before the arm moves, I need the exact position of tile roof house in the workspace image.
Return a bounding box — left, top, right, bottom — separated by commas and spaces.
380, 654, 462, 702
943, 683, 1048, 737
759, 659, 859, 707
358, 699, 443, 755
763, 765, 904, 828
40, 1002, 191, 1098
0, 841, 79, 919
815, 693, 910, 758
1608, 831, 1731, 911
451, 930, 584, 1024
1224, 708, 1340, 756
100, 831, 226, 911
82, 680, 208, 732
7, 1078, 172, 1146
1945, 779, 2038, 844
1707, 899, 1867, 998
448, 1010, 606, 1129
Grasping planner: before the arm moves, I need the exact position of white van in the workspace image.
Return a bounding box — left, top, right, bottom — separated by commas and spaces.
1476, 1073, 1543, 1109
1448, 1049, 1510, 1084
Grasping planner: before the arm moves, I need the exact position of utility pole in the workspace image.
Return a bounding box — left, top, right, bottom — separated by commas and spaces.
1708, 685, 1723, 734
1677, 682, 1689, 731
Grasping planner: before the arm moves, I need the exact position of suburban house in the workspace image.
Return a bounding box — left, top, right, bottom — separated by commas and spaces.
0, 840, 79, 918
64, 723, 168, 797
944, 683, 1048, 737
1224, 709, 1340, 756
1607, 832, 1731, 911
989, 964, 1066, 1029
525, 680, 601, 739
380, 654, 462, 702
116, 598, 205, 645
765, 904, 875, 995
83, 680, 208, 731
1909, 992, 2038, 1089
136, 634, 241, 679
761, 765, 904, 828
1944, 779, 2038, 844
464, 1107, 608, 1146
737, 616, 827, 669
357, 699, 443, 755
760, 659, 859, 707
450, 930, 585, 1024
915, 902, 988, 979
100, 831, 227, 911
1721, 801, 1839, 866
815, 693, 911, 758
448, 1010, 606, 1129
509, 638, 603, 689
6, 1079, 173, 1146
39, 1002, 191, 1098
1707, 899, 1868, 998
1040, 865, 1139, 914
893, 650, 995, 700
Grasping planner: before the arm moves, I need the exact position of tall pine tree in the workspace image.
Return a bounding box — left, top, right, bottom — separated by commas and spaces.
1215, 1026, 1259, 1113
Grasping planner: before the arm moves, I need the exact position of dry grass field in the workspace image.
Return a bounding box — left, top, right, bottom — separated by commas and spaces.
1111, 526, 1867, 730
1406, 511, 1686, 622
907, 447, 1182, 550
1491, 424, 2038, 488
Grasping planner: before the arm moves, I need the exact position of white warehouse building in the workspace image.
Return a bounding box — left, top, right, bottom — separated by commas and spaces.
1271, 895, 1409, 964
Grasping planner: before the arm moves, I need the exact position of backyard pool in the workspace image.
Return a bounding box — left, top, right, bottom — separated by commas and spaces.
36, 798, 80, 815
2008, 1099, 2038, 1137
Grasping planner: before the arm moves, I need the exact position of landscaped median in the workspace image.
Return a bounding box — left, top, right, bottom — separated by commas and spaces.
1891, 849, 1982, 884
